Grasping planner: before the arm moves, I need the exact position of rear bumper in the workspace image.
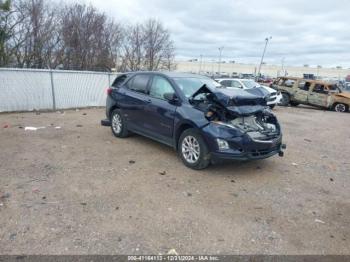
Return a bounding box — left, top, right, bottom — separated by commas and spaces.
101, 119, 111, 126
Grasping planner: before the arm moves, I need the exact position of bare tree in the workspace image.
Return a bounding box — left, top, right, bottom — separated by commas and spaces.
143, 19, 175, 71
121, 23, 145, 71
121, 19, 176, 72
1, 1, 175, 71
60, 3, 123, 71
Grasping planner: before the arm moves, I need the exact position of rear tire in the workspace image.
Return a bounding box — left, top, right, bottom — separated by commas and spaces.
333, 103, 349, 113
279, 93, 290, 106
178, 128, 210, 170
110, 109, 129, 138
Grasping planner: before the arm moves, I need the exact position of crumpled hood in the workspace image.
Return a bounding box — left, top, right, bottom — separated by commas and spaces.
214, 88, 268, 106
191, 85, 268, 116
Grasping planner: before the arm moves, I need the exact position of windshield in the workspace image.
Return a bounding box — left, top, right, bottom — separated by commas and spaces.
241, 80, 260, 89
173, 77, 221, 98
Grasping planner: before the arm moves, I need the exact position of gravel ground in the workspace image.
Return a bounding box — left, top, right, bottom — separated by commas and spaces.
0, 106, 349, 255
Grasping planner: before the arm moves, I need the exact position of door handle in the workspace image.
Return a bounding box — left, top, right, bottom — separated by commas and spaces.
144, 99, 152, 103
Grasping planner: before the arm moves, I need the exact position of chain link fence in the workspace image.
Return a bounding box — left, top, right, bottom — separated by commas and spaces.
0, 68, 119, 112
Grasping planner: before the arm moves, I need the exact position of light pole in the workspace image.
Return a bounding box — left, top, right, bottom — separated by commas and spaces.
199, 54, 203, 74
281, 57, 285, 76
257, 36, 272, 78
218, 46, 224, 75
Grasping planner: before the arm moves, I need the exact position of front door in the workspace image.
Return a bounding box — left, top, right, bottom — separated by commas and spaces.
308, 84, 329, 108
143, 75, 177, 145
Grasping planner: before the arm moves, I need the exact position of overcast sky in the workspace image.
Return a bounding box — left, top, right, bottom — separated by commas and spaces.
69, 0, 349, 68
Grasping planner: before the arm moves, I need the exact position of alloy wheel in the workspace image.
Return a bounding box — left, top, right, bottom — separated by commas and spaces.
181, 136, 200, 164
112, 113, 122, 134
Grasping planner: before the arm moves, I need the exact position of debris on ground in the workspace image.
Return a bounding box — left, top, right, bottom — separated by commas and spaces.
330, 178, 334, 182
159, 171, 166, 175
55, 126, 61, 129
167, 249, 178, 255
129, 160, 136, 164
183, 192, 192, 197
304, 138, 312, 142
315, 219, 326, 224
25, 126, 46, 131
76, 124, 83, 127
82, 113, 87, 115
80, 202, 87, 206
231, 180, 235, 183
32, 188, 40, 193
9, 233, 17, 241
292, 162, 298, 166
3, 124, 10, 128
1, 192, 11, 199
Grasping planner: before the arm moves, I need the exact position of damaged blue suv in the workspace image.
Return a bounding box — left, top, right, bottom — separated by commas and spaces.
101, 72, 285, 169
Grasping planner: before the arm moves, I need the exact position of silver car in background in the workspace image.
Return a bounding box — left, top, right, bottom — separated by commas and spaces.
216, 78, 282, 109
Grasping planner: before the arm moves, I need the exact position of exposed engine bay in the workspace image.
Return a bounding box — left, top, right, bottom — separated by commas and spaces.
190, 85, 280, 141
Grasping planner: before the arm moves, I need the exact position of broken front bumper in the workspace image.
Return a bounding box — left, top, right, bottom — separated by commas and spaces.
201, 123, 286, 162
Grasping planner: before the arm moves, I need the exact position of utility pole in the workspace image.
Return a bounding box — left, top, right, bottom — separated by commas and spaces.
257, 36, 272, 79
218, 47, 224, 75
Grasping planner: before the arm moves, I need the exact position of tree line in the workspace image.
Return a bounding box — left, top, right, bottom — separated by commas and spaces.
0, 0, 176, 71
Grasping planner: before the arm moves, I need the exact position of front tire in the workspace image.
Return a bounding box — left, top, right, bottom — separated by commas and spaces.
333, 103, 349, 113
111, 109, 129, 138
178, 128, 210, 170
269, 104, 276, 109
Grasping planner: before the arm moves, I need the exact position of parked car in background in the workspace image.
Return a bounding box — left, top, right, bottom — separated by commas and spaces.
216, 78, 282, 109
239, 73, 255, 79
341, 82, 350, 93
271, 77, 350, 112
102, 72, 285, 169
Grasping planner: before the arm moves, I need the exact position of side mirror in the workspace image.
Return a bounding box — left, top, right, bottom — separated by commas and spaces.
163, 92, 179, 104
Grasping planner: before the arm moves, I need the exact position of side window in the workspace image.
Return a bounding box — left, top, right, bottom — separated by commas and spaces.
220, 80, 232, 87
232, 80, 242, 88
112, 74, 128, 87
313, 84, 328, 94
298, 81, 311, 91
129, 74, 150, 94
149, 76, 174, 100
282, 79, 295, 87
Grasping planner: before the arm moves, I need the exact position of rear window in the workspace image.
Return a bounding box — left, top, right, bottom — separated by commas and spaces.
112, 74, 128, 87
128, 74, 150, 94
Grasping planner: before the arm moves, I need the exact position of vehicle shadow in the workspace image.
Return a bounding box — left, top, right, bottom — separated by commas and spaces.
126, 132, 278, 176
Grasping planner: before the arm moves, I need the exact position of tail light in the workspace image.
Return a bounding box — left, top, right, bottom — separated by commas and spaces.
106, 87, 112, 95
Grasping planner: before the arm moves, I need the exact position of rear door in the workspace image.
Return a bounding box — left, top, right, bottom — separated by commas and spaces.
294, 80, 311, 103
118, 74, 151, 131
143, 75, 177, 145
308, 84, 329, 107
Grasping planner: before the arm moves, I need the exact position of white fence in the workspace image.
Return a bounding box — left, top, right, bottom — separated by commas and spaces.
0, 68, 119, 112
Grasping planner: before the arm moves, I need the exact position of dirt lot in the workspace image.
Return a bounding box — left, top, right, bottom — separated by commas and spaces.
0, 106, 349, 255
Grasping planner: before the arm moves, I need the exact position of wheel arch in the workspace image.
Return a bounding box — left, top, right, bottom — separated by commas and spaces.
174, 121, 198, 151
108, 105, 120, 120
